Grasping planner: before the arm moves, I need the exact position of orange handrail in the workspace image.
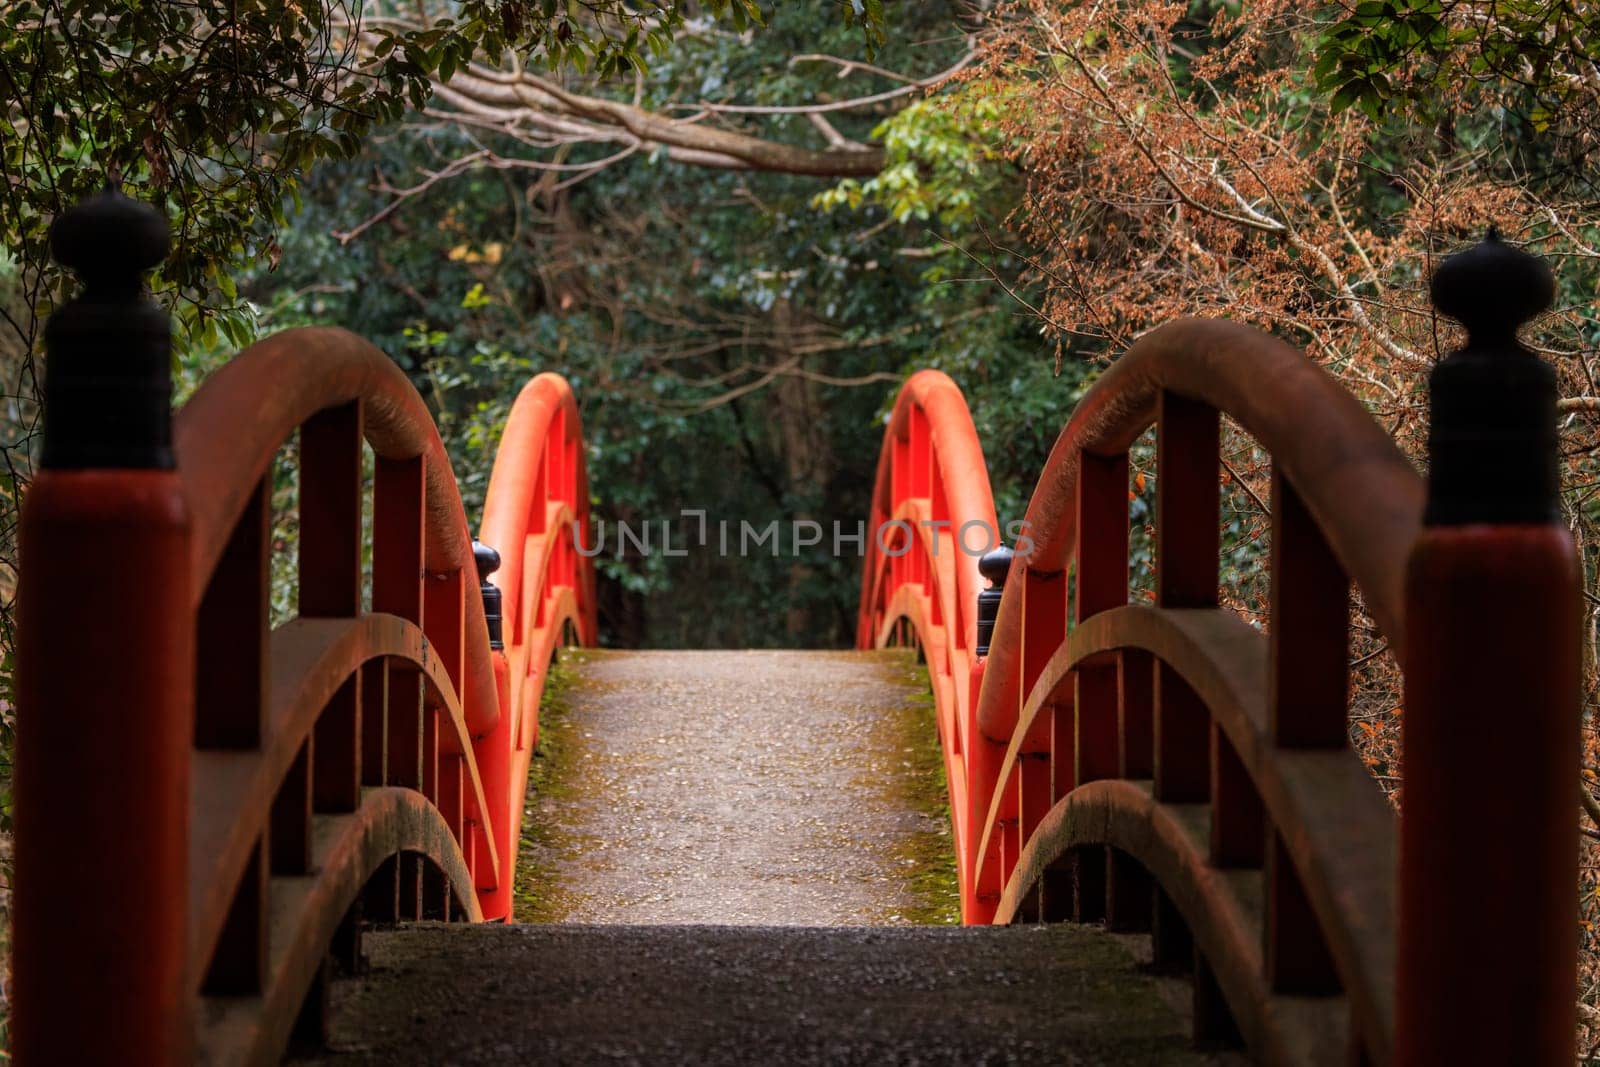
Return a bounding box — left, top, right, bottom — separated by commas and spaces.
856, 368, 998, 911
477, 371, 599, 920
860, 319, 1430, 1061
176, 326, 504, 739
975, 318, 1422, 748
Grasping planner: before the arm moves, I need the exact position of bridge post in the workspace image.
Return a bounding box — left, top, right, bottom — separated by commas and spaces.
1398, 233, 1578, 1064
966, 547, 1013, 922
471, 541, 515, 921
15, 188, 193, 1063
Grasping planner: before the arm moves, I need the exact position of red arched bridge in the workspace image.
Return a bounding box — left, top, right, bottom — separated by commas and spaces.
12, 190, 1581, 1065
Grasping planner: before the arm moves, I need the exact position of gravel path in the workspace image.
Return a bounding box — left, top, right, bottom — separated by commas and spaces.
298, 650, 1230, 1064
518, 649, 956, 925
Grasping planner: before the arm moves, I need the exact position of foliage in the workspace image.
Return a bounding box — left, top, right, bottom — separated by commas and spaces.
0, 0, 887, 663
1315, 0, 1600, 144
813, 89, 1011, 225
254, 1, 1062, 649
0, 0, 844, 337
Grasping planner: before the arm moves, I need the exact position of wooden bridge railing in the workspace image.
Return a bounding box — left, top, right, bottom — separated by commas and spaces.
856, 368, 999, 910
860, 236, 1579, 1064
13, 188, 595, 1064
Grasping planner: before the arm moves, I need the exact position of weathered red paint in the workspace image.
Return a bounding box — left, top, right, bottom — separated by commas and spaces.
1398, 524, 1580, 1065
16, 470, 193, 1065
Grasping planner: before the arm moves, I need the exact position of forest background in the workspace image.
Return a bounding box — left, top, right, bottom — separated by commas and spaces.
7, 0, 1600, 1049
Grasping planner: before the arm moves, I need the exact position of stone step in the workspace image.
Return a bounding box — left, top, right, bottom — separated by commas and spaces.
296, 921, 1237, 1065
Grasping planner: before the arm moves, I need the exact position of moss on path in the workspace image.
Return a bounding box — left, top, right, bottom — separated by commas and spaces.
514, 648, 958, 925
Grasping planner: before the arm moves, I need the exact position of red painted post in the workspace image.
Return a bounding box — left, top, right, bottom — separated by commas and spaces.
1075, 450, 1128, 785
15, 188, 193, 1064
1398, 234, 1578, 1065
476, 648, 515, 919
472, 542, 515, 920
966, 546, 1013, 922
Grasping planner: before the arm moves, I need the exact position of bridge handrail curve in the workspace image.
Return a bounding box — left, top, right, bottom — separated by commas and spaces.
858, 368, 999, 657
173, 325, 502, 738
475, 371, 599, 918
856, 369, 999, 907
977, 317, 1424, 745
480, 371, 597, 651
15, 210, 598, 1064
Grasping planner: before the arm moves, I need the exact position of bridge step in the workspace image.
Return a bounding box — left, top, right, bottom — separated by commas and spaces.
296, 922, 1235, 1065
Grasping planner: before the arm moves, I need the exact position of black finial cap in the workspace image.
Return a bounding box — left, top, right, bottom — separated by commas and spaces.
50, 184, 170, 293
473, 540, 504, 650
41, 184, 174, 469
473, 540, 502, 579
978, 545, 1014, 587
1424, 230, 1559, 526
1430, 228, 1553, 347
975, 545, 1014, 656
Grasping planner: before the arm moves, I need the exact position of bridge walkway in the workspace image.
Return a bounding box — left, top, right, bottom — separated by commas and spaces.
301, 651, 1230, 1064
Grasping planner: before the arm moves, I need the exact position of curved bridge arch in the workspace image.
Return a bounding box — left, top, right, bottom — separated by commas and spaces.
857, 368, 998, 907
168, 328, 598, 1061
861, 319, 1423, 1064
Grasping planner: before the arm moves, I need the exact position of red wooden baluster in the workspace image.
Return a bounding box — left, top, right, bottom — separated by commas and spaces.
302, 402, 365, 817
1193, 949, 1243, 1045
1017, 751, 1051, 845
1074, 449, 1128, 785
197, 476, 272, 996
1151, 393, 1216, 807
1106, 847, 1152, 932
372, 453, 427, 926
1210, 724, 1263, 868
1155, 391, 1219, 608
424, 565, 466, 705
206, 841, 269, 993
1119, 648, 1155, 778
1154, 665, 1209, 803
1151, 885, 1193, 974
423, 704, 440, 804
1269, 469, 1349, 748
1266, 829, 1338, 994
1265, 468, 1343, 992
386, 655, 423, 793
364, 853, 401, 923
1020, 566, 1068, 847
271, 740, 314, 876
423, 863, 452, 921
300, 401, 363, 617
1074, 846, 1107, 924
360, 660, 388, 787
374, 454, 425, 793
316, 676, 362, 813
197, 474, 270, 750
964, 658, 1004, 924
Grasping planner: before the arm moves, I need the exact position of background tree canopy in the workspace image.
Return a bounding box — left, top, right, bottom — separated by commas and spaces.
247, 0, 1063, 649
